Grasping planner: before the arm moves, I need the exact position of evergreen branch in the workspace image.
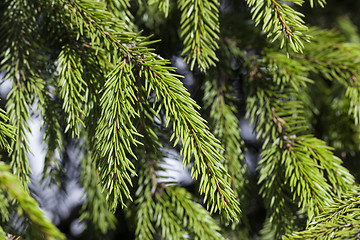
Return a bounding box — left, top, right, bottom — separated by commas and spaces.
40, 94, 63, 185
300, 29, 356, 85
178, 0, 220, 71
102, 0, 136, 30
298, 29, 360, 126
151, 186, 225, 239
63, 0, 134, 58
62, 0, 240, 219
5, 55, 33, 189
77, 51, 116, 234
155, 190, 188, 239
22, 46, 64, 185
271, 1, 295, 37
251, 87, 354, 220
132, 95, 225, 239
167, 187, 225, 240
246, 0, 310, 52
134, 65, 227, 238
141, 59, 240, 219
284, 192, 360, 239
0, 0, 41, 187
0, 0, 57, 186
79, 154, 116, 234
60, 1, 142, 210
20, 4, 67, 186
0, 162, 65, 240
0, 108, 16, 152
203, 70, 247, 214
135, 166, 157, 240
246, 87, 306, 146
295, 136, 356, 195
61, 0, 147, 211
95, 59, 141, 210
136, 184, 156, 240
247, 59, 355, 235
281, 137, 333, 217
265, 52, 313, 90
57, 46, 87, 137
134, 81, 165, 240
258, 146, 296, 238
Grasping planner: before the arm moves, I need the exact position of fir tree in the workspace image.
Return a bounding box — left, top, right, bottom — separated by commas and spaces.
0, 0, 360, 239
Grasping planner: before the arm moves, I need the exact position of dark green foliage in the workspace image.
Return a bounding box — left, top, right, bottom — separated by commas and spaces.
1, 0, 360, 239
79, 153, 116, 235
246, 0, 310, 52
178, 0, 220, 71
284, 192, 360, 239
